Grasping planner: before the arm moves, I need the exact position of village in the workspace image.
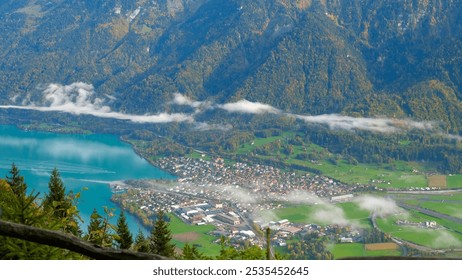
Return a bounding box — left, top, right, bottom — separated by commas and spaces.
111, 156, 373, 248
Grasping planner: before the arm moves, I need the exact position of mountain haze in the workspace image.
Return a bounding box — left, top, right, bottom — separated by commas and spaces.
1, 0, 461, 132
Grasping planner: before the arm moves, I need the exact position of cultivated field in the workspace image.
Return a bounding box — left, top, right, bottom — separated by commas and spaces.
168, 214, 221, 256
365, 243, 399, 251
173, 232, 201, 243
428, 175, 447, 188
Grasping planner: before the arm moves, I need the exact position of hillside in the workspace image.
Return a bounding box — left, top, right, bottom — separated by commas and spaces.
0, 0, 462, 131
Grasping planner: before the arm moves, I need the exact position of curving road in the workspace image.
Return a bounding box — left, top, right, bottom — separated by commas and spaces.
396, 202, 462, 228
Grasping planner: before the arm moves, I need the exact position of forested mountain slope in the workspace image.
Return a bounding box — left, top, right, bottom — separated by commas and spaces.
0, 0, 461, 132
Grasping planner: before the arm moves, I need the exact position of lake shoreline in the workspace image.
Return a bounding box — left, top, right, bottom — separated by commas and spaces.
0, 124, 174, 237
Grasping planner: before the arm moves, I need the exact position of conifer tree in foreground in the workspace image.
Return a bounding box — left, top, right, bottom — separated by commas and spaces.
6, 163, 27, 199
43, 168, 65, 210
0, 165, 82, 259
86, 208, 115, 247
115, 211, 133, 250
149, 210, 175, 258
86, 209, 103, 245
3, 164, 41, 226
134, 229, 150, 253
43, 168, 81, 235
181, 243, 206, 260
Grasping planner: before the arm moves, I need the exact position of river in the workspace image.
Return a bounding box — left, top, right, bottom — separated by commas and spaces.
0, 125, 175, 236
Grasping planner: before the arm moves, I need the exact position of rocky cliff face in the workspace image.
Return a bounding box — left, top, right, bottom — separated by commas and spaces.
1, 0, 461, 131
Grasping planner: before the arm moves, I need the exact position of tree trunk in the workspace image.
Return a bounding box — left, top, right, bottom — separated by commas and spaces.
0, 220, 168, 260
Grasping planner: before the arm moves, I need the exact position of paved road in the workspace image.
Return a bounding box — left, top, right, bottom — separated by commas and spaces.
396, 202, 462, 226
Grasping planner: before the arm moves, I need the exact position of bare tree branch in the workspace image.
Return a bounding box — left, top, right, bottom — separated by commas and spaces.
0, 219, 168, 260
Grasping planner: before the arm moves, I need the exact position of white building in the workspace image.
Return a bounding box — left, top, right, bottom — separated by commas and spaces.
240, 230, 256, 238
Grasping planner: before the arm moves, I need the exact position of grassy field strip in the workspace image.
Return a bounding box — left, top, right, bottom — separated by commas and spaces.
419, 201, 462, 219
329, 243, 402, 259
288, 158, 430, 188
448, 175, 462, 188
269, 203, 372, 229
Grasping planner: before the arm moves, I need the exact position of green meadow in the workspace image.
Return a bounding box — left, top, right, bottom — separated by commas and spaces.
292, 159, 429, 189
235, 133, 439, 189
448, 175, 462, 188
329, 243, 402, 259
376, 213, 462, 249
167, 214, 221, 256
267, 202, 372, 229
418, 201, 462, 219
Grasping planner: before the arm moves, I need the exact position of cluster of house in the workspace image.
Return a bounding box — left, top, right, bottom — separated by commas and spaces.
112, 156, 373, 248
154, 156, 368, 200
173, 202, 241, 226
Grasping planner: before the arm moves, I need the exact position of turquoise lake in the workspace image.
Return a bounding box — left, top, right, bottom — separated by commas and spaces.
0, 125, 174, 235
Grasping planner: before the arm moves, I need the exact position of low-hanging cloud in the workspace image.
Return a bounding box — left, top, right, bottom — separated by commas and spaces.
193, 122, 233, 131
0, 84, 454, 136
207, 97, 436, 133
294, 114, 435, 133
42, 82, 109, 110
221, 185, 259, 205
432, 230, 462, 248
252, 209, 280, 223
353, 195, 403, 217
171, 93, 204, 108
0, 83, 193, 123
250, 194, 356, 226
440, 132, 462, 141
289, 191, 358, 227
1, 104, 193, 123
313, 204, 357, 227
218, 99, 281, 114
283, 190, 326, 205
268, 190, 359, 227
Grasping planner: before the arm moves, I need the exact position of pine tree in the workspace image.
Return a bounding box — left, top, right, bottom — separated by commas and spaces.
3, 164, 41, 225
6, 163, 27, 199
149, 210, 175, 258
134, 229, 149, 253
217, 237, 266, 260
181, 243, 205, 260
43, 168, 81, 236
182, 243, 194, 259
217, 236, 239, 260
115, 211, 133, 250
1, 166, 81, 259
43, 168, 66, 212
85, 207, 115, 247
0, 179, 16, 220
86, 209, 104, 246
